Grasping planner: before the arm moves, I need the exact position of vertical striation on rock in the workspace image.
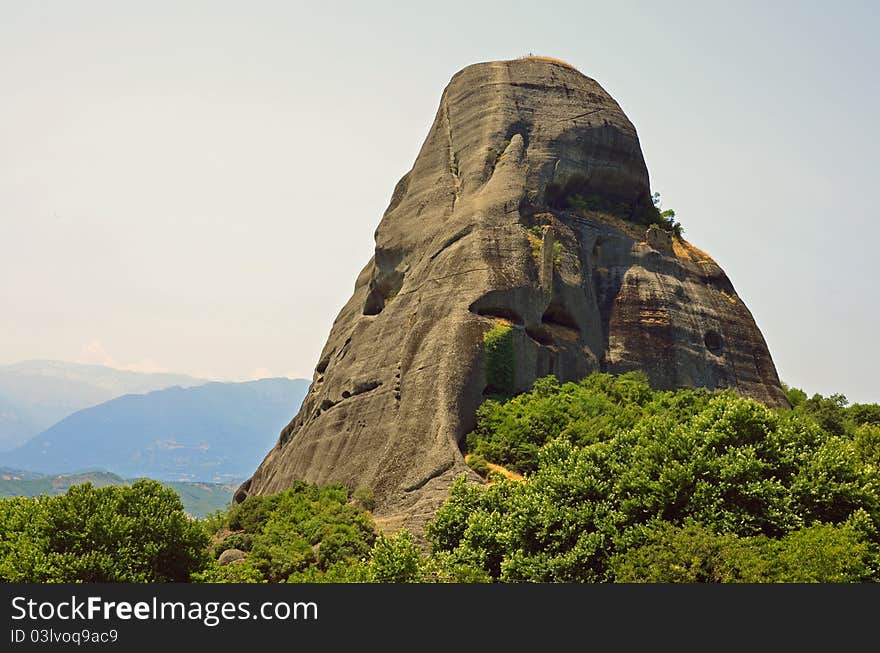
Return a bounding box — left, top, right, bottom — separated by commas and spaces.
236, 58, 788, 532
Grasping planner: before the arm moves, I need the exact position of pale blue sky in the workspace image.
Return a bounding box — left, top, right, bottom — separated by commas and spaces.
1, 1, 878, 401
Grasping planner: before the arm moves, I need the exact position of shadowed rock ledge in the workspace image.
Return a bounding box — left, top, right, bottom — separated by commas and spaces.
235, 58, 788, 534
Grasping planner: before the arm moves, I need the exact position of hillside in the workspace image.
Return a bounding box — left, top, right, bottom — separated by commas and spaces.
0, 360, 205, 451
1, 377, 309, 483
0, 468, 234, 518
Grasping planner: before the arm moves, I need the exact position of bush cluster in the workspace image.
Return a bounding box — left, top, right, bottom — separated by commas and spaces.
196, 482, 439, 583
483, 322, 515, 397
0, 480, 210, 582
434, 372, 880, 582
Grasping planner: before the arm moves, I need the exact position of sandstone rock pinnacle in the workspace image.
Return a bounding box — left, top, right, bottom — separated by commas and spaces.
235, 58, 788, 532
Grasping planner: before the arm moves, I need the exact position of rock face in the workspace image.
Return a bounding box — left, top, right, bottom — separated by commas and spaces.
218, 548, 247, 566
236, 58, 788, 531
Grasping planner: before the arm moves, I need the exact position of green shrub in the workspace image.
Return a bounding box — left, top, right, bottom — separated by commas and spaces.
227, 493, 281, 533
483, 322, 515, 396
368, 531, 423, 583
0, 480, 210, 582
316, 528, 373, 569
466, 452, 490, 477
287, 559, 371, 583
798, 392, 849, 436
649, 192, 683, 236
766, 517, 877, 582
609, 522, 769, 583
215, 532, 254, 556
854, 424, 880, 466
612, 517, 877, 583
465, 372, 661, 474
252, 535, 316, 582
193, 558, 265, 583
421, 550, 493, 583
201, 509, 229, 535
433, 376, 880, 582
206, 482, 378, 583
352, 487, 376, 511
850, 403, 880, 427
782, 383, 808, 407
611, 522, 877, 583
424, 476, 486, 554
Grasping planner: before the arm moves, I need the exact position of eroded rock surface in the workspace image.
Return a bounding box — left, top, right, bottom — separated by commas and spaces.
236, 59, 788, 533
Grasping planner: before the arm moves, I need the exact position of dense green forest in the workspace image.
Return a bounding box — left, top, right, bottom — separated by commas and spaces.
2, 373, 878, 583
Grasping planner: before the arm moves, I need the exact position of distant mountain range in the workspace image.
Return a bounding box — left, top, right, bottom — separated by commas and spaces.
0, 467, 235, 518
0, 360, 205, 451
0, 376, 309, 484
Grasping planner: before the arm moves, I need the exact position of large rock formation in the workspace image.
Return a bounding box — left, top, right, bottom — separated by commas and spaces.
236, 58, 788, 532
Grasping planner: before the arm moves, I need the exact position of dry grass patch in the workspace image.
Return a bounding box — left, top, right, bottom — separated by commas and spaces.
465, 454, 524, 484
673, 238, 716, 265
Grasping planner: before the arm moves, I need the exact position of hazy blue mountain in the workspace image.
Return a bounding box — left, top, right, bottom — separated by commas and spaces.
1, 377, 309, 483
0, 360, 206, 451
0, 467, 235, 518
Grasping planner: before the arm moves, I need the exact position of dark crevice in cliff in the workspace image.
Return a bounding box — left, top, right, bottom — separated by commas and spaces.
443, 103, 461, 209
704, 330, 724, 355
315, 350, 334, 374
363, 248, 405, 316
701, 273, 737, 296
430, 225, 473, 261
525, 325, 555, 346
505, 119, 533, 148
402, 459, 455, 493
344, 380, 383, 399
467, 290, 527, 325
319, 398, 336, 411
593, 263, 629, 360
337, 337, 352, 360
468, 305, 524, 326
315, 380, 383, 418
541, 302, 580, 341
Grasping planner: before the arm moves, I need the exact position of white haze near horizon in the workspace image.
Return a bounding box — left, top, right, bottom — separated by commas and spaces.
1, 1, 878, 401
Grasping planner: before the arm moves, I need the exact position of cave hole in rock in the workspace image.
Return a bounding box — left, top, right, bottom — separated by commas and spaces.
316, 352, 332, 374
468, 303, 524, 326
352, 380, 382, 396
483, 385, 509, 397
504, 120, 532, 148
525, 326, 555, 346
541, 301, 580, 341
704, 330, 724, 355
363, 288, 386, 316
339, 380, 383, 403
